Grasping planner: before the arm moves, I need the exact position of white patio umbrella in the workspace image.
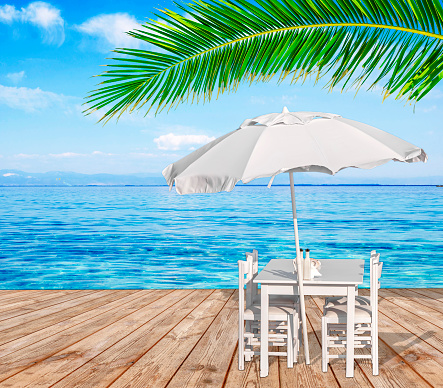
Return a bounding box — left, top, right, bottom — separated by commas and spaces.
162, 107, 427, 363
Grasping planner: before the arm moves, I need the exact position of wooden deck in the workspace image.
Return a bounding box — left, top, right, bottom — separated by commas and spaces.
0, 289, 441, 387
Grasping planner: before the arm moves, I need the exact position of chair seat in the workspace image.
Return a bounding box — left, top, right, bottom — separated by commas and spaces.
324, 304, 372, 323
325, 295, 370, 308
245, 303, 296, 321
253, 294, 298, 306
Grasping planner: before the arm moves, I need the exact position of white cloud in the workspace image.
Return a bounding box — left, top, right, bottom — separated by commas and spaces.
6, 70, 25, 84
418, 105, 437, 113
250, 96, 266, 105
0, 84, 74, 112
23, 2, 62, 29
154, 133, 216, 150
0, 2, 64, 45
48, 152, 83, 158
423, 89, 443, 99
3, 172, 17, 177
0, 4, 19, 22
14, 153, 40, 159
12, 151, 154, 160
76, 13, 140, 49
250, 94, 297, 106
129, 152, 156, 158
281, 94, 297, 104
92, 150, 115, 156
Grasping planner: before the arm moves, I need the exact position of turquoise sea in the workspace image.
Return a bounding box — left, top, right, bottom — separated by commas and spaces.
0, 186, 442, 289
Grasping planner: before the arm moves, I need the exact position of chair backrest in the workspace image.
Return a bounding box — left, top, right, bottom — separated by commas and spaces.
370, 251, 383, 317
238, 259, 249, 315
238, 250, 258, 312
246, 250, 258, 306
369, 250, 378, 300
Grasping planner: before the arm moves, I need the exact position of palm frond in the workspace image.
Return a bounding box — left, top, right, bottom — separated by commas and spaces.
85, 0, 443, 122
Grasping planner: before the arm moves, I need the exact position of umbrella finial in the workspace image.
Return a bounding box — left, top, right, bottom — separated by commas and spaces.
282, 106, 290, 113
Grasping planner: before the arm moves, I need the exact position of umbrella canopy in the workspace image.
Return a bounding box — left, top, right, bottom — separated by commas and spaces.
162, 107, 427, 366
163, 107, 427, 194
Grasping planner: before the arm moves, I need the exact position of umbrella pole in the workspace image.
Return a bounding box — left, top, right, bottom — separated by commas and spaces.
289, 172, 310, 364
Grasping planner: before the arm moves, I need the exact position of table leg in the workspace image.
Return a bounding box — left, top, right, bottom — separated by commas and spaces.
346, 285, 356, 378
260, 285, 269, 377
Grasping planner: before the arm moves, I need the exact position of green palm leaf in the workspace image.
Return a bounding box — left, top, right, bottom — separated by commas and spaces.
85, 0, 443, 122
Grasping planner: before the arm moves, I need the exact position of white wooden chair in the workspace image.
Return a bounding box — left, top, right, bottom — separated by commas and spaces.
321, 252, 383, 375
238, 252, 299, 370
246, 250, 302, 357
323, 250, 378, 308
247, 250, 299, 307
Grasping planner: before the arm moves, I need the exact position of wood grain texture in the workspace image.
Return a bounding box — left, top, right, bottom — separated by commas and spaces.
375, 291, 443, 352
0, 290, 99, 322
0, 290, 172, 383
166, 290, 240, 388
0, 290, 125, 346
380, 289, 443, 322
110, 289, 234, 388
0, 290, 139, 359
0, 290, 73, 312
0, 289, 441, 388
50, 290, 208, 388
278, 306, 340, 388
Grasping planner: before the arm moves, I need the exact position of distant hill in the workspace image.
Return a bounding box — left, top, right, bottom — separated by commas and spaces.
0, 169, 441, 186
0, 170, 166, 186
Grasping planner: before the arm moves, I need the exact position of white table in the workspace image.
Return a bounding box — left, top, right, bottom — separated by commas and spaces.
254, 258, 364, 378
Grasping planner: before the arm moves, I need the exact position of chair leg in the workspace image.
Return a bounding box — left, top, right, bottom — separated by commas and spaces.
322, 316, 328, 372
293, 311, 299, 364
372, 323, 379, 375
297, 303, 301, 353
287, 314, 293, 368
239, 318, 245, 370
245, 320, 252, 362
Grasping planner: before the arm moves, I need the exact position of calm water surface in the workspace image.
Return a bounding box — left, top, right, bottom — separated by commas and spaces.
0, 186, 442, 289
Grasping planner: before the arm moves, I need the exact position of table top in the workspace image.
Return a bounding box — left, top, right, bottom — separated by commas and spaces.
254, 259, 365, 285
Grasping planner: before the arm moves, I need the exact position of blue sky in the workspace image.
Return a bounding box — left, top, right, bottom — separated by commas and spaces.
1, 0, 442, 181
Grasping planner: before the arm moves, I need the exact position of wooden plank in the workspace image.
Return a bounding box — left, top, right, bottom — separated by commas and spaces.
387, 288, 443, 313
236, 355, 262, 388
0, 290, 101, 321
278, 304, 340, 388
0, 291, 75, 313
0, 290, 141, 358
306, 297, 372, 388
407, 289, 443, 302
388, 289, 443, 313
377, 305, 443, 386
414, 288, 443, 296
0, 289, 441, 387
371, 291, 443, 352
0, 291, 24, 296
0, 290, 60, 307
0, 290, 172, 383
379, 289, 443, 329
357, 290, 443, 386
242, 346, 280, 388
223, 345, 254, 388
0, 290, 120, 345
165, 290, 239, 388
46, 290, 209, 388
110, 289, 233, 388
0, 290, 109, 332
224, 343, 281, 387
